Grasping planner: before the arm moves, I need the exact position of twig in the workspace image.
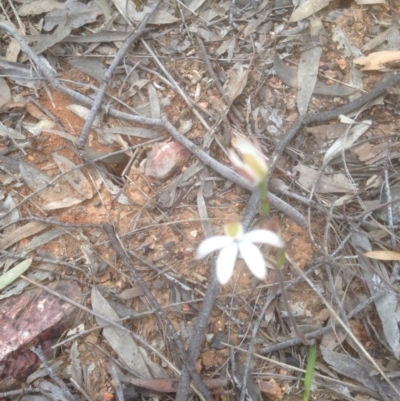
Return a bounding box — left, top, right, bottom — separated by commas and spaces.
30, 346, 75, 401
76, 0, 162, 147
106, 362, 125, 401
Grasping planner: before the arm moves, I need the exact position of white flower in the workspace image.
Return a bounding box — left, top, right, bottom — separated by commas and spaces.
228, 136, 268, 185
196, 222, 284, 285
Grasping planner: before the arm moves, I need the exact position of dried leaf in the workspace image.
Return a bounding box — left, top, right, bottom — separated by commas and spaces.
323, 120, 371, 165
351, 232, 400, 359
297, 44, 322, 116
244, 12, 270, 37
17, 0, 63, 16
187, 0, 206, 12
21, 26, 71, 62
224, 62, 248, 103
0, 221, 47, 250
332, 27, 363, 58
67, 58, 107, 83
66, 104, 101, 127
354, 51, 400, 71
91, 287, 152, 378
52, 153, 94, 199
22, 120, 56, 136
364, 250, 400, 261
295, 164, 355, 193
0, 78, 11, 108
290, 0, 331, 22
274, 53, 356, 97
131, 7, 179, 24
321, 347, 400, 398
362, 22, 398, 51
43, 0, 102, 31
148, 83, 161, 119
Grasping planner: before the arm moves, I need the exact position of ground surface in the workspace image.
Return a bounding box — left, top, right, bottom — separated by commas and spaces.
0, 0, 400, 400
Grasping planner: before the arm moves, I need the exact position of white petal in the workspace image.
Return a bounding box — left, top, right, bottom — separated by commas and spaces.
233, 136, 258, 156
243, 229, 284, 248
239, 242, 267, 280
196, 236, 232, 259
216, 243, 238, 284
228, 149, 245, 168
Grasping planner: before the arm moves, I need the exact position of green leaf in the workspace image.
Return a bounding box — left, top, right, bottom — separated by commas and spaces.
303, 344, 317, 401
0, 258, 33, 290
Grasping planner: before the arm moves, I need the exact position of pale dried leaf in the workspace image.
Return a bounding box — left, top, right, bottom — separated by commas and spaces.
21, 26, 72, 62
44, 197, 87, 210
322, 346, 400, 396
67, 58, 107, 83
66, 104, 101, 128
363, 22, 398, 51
189, 26, 223, 42
131, 7, 179, 24
18, 228, 65, 254
52, 153, 94, 199
0, 221, 47, 250
356, 0, 386, 4
295, 164, 355, 193
70, 341, 82, 385
43, 0, 102, 31
148, 83, 161, 119
91, 287, 152, 378
0, 77, 11, 106
273, 53, 356, 97
364, 250, 400, 261
187, 0, 206, 12
244, 12, 270, 37
354, 51, 400, 71
224, 62, 248, 103
297, 44, 322, 115
18, 0, 63, 16
5, 37, 20, 62
0, 121, 25, 140
332, 27, 363, 58
94, 0, 112, 20
22, 120, 56, 136
0, 60, 42, 89
352, 142, 390, 164
351, 232, 400, 359
323, 120, 371, 165
290, 0, 331, 22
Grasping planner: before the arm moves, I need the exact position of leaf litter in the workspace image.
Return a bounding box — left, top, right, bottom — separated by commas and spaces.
0, 0, 400, 400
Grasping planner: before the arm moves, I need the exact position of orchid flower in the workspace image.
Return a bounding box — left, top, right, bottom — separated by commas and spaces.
228, 136, 268, 186
196, 222, 284, 285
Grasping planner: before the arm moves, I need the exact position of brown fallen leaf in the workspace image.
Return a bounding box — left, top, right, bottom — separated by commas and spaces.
354, 51, 400, 71
258, 378, 282, 400
364, 250, 400, 261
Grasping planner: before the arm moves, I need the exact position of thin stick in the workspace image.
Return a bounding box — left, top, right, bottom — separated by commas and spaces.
77, 0, 162, 147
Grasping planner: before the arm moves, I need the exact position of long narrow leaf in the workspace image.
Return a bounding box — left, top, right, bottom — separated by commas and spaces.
0, 258, 32, 290
303, 344, 317, 401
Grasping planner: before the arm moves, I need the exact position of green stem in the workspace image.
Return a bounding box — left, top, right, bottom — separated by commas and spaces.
259, 181, 269, 217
